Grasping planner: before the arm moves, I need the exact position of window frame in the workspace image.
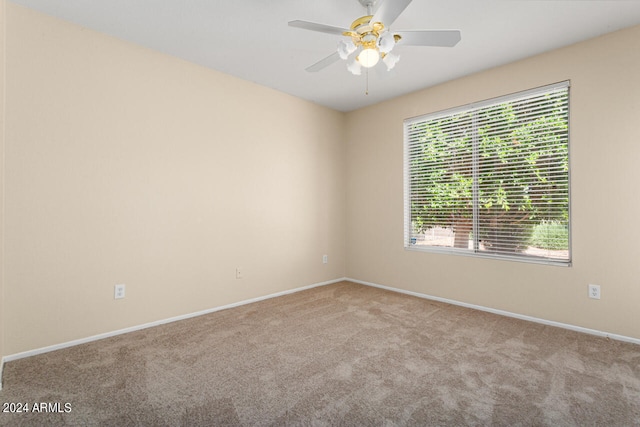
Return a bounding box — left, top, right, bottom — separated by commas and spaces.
403, 81, 571, 266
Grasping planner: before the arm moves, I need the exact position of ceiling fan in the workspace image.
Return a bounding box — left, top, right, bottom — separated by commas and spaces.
289, 0, 461, 75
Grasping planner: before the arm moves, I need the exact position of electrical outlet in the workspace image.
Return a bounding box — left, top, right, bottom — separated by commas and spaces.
236, 267, 242, 279
588, 284, 601, 300
114, 284, 126, 299
322, 254, 328, 264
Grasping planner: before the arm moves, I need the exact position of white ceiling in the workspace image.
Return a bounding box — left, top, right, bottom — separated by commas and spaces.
10, 0, 640, 112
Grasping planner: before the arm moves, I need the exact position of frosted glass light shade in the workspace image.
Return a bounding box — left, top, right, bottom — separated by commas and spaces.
357, 48, 380, 68
347, 59, 362, 75
378, 32, 395, 54
383, 52, 400, 70
337, 40, 357, 60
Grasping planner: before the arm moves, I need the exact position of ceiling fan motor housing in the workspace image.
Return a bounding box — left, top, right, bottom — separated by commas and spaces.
344, 15, 385, 48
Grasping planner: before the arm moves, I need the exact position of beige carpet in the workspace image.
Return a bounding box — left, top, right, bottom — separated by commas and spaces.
1, 281, 639, 426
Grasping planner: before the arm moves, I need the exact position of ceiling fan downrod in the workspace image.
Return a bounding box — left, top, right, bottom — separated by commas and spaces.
358, 0, 377, 15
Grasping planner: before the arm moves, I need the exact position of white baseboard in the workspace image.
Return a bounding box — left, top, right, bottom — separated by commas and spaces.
348, 277, 640, 346
4, 275, 636, 374
3, 277, 347, 364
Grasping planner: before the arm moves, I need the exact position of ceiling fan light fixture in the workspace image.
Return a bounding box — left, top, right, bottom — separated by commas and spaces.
382, 51, 400, 70
337, 39, 357, 59
290, 0, 462, 76
357, 48, 380, 68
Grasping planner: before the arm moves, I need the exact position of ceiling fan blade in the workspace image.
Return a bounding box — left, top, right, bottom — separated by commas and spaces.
371, 0, 413, 27
288, 20, 349, 36
395, 30, 461, 47
306, 52, 341, 72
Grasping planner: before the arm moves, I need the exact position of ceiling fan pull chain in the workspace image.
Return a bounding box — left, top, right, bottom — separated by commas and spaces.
366, 67, 369, 95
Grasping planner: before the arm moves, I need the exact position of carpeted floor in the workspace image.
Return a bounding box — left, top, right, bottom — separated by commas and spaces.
1, 281, 639, 426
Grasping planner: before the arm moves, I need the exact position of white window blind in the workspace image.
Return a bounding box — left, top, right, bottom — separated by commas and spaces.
404, 82, 570, 265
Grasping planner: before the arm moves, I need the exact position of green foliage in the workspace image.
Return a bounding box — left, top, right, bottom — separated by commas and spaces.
529, 220, 569, 250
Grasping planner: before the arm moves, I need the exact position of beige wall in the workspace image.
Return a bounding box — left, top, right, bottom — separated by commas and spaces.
3, 4, 346, 355
1, 0, 6, 379
345, 24, 640, 339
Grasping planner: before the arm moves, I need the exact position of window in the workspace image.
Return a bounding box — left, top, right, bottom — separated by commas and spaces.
404, 82, 570, 265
